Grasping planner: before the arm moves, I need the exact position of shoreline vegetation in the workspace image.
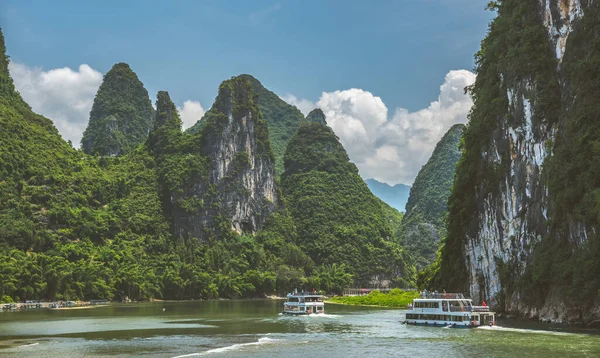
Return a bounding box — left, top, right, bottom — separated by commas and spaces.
327, 289, 419, 308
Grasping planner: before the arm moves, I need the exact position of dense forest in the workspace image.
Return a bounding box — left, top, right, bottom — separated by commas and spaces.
0, 27, 413, 303
281, 122, 414, 286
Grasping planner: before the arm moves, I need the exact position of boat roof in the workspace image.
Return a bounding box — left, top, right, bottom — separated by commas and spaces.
418, 293, 467, 299
287, 293, 323, 297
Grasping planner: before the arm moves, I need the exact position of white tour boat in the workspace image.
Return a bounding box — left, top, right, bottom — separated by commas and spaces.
404, 292, 496, 328
282, 290, 325, 315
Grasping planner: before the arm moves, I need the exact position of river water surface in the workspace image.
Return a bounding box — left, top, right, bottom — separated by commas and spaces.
1, 300, 599, 357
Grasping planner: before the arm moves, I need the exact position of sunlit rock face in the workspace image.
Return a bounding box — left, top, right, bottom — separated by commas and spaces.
170, 77, 279, 241
443, 0, 599, 324
541, 0, 584, 61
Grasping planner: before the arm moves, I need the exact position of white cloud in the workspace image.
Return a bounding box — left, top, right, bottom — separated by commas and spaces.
9, 62, 103, 146
286, 70, 476, 185
177, 100, 205, 130
280, 94, 316, 116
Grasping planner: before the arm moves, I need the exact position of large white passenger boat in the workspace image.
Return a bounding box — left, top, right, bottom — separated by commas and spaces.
282, 290, 325, 315
404, 293, 495, 328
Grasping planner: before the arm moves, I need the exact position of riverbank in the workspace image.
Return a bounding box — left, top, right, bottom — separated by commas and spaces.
48, 304, 110, 310
1, 301, 110, 312
327, 289, 419, 308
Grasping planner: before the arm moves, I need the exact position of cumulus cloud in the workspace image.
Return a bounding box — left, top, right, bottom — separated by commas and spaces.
9, 62, 103, 146
280, 94, 316, 116
177, 100, 205, 130
284, 70, 476, 185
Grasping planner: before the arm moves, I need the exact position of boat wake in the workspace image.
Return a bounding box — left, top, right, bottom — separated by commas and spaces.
18, 342, 40, 348
278, 313, 340, 319
171, 337, 291, 357
306, 313, 340, 318
476, 325, 576, 336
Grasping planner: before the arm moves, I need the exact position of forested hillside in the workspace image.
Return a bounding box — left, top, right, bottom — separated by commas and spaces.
281, 121, 415, 286
401, 124, 463, 269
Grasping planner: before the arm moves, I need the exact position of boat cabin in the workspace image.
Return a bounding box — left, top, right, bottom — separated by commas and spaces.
404, 293, 496, 328
283, 291, 325, 315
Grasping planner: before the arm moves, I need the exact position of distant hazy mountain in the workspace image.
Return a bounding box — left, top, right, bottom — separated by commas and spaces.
365, 179, 411, 212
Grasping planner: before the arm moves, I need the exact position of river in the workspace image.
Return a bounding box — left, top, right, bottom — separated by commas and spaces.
0, 300, 598, 357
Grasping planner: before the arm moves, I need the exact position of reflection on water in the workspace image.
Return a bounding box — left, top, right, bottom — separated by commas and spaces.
1, 300, 599, 357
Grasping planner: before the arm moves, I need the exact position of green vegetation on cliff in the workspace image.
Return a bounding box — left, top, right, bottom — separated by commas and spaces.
188, 74, 305, 176
531, 3, 600, 307
81, 63, 155, 156
281, 121, 415, 286
379, 199, 404, 240
438, 0, 561, 293
401, 124, 464, 269
434, 1, 600, 319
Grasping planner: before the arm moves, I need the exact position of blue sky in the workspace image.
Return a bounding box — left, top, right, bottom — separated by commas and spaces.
1, 0, 494, 184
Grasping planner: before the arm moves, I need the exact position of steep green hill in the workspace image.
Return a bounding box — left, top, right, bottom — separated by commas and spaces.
281, 121, 414, 285
188, 74, 305, 176
379, 199, 404, 240
81, 63, 155, 156
401, 124, 464, 269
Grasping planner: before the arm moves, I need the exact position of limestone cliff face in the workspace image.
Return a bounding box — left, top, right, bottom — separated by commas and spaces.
441, 0, 599, 324
169, 77, 279, 240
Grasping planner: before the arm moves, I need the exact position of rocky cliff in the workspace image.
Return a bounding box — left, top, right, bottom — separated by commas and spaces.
161, 77, 279, 241
305, 108, 326, 125
81, 63, 155, 156
440, 0, 600, 324
188, 74, 305, 176
402, 124, 463, 269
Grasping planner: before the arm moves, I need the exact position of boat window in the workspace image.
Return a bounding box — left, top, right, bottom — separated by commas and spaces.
287, 297, 298, 302
304, 297, 323, 302
414, 301, 440, 309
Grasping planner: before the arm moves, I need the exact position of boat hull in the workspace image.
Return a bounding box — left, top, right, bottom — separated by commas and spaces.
282, 311, 325, 316
404, 321, 473, 328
